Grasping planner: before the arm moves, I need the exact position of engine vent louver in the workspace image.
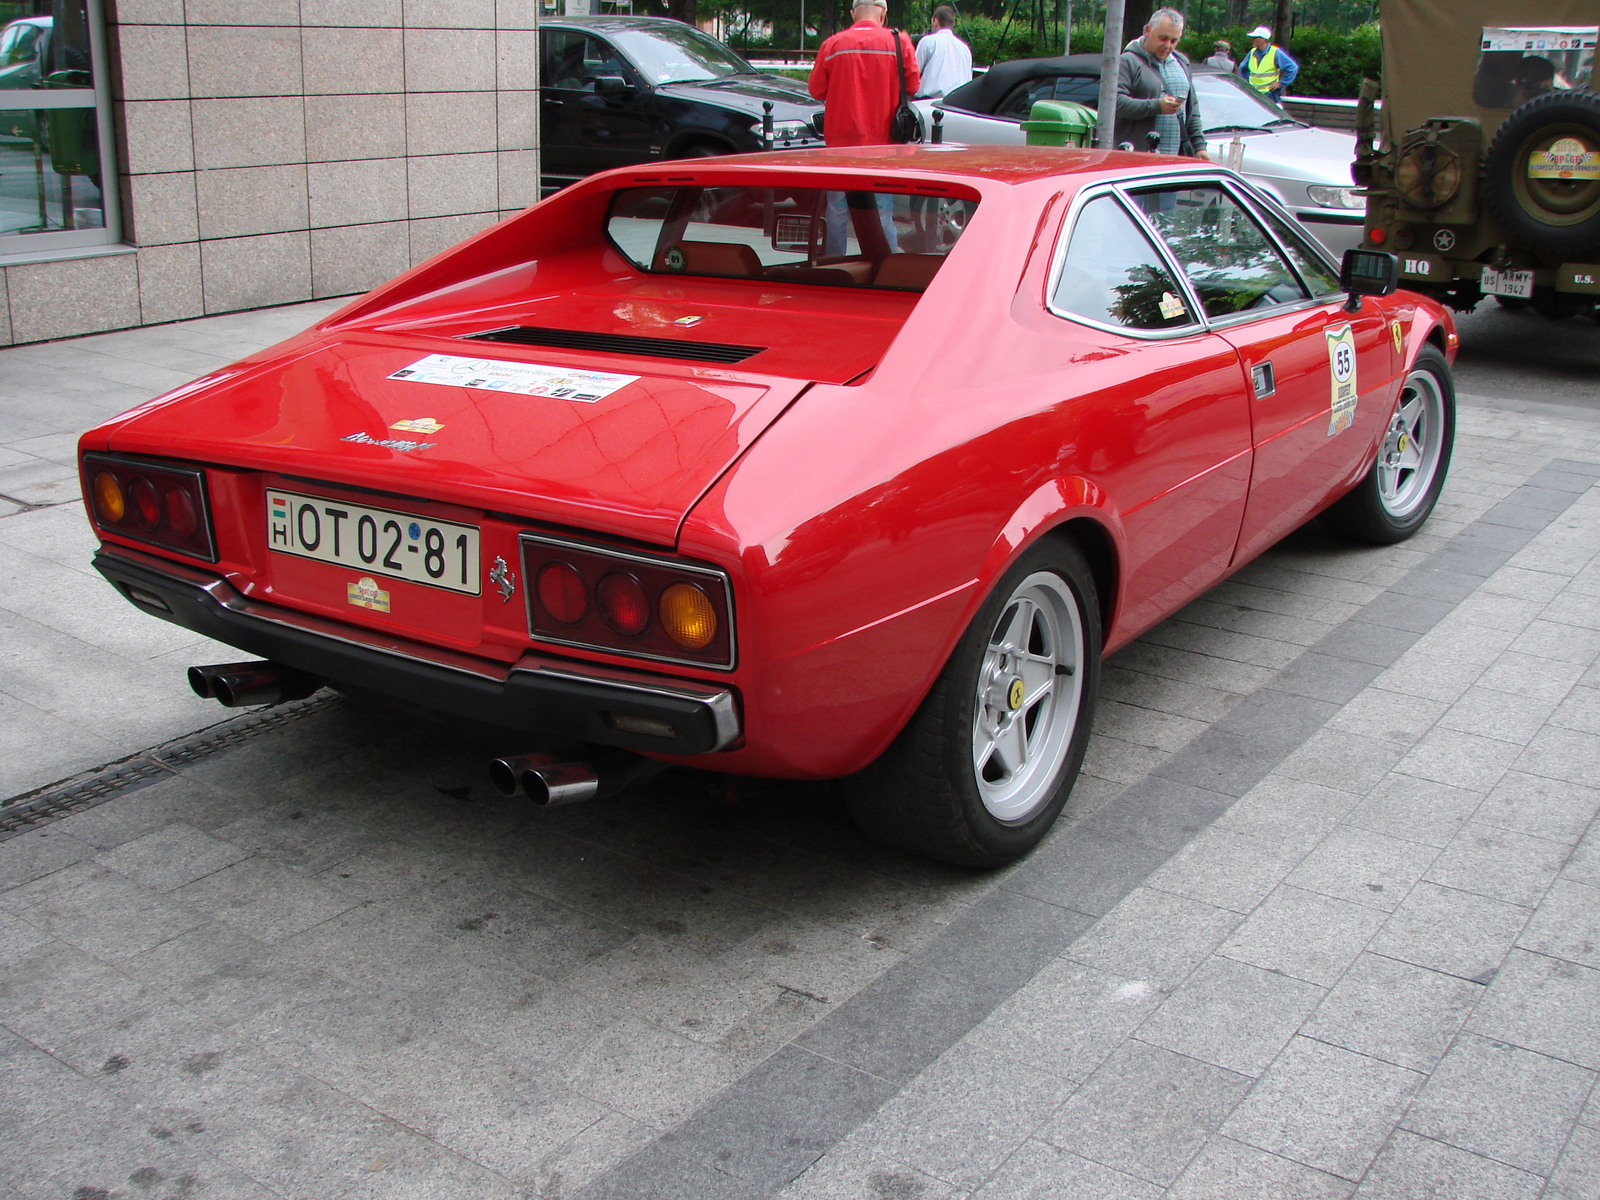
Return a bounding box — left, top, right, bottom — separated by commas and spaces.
463, 325, 766, 364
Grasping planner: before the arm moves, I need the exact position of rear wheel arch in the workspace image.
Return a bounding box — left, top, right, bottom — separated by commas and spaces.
1039, 516, 1117, 650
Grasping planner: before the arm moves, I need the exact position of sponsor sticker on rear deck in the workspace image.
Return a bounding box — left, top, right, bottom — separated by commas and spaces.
387, 355, 639, 403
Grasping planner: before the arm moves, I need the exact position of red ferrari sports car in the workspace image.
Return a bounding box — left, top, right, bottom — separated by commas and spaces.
79, 146, 1456, 867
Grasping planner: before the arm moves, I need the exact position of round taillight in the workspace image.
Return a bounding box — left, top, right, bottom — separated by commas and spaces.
1368, 226, 1387, 245
92, 471, 125, 523
659, 582, 717, 650
597, 572, 649, 637
164, 487, 198, 538
128, 477, 160, 529
537, 562, 587, 624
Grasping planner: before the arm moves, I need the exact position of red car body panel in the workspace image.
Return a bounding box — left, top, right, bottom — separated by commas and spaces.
80, 146, 1458, 780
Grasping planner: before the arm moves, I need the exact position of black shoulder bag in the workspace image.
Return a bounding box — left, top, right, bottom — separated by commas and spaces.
889, 29, 924, 144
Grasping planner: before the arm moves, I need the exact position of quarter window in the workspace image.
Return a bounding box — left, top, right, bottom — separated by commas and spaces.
1050, 194, 1196, 331
998, 78, 1057, 120
1133, 185, 1309, 317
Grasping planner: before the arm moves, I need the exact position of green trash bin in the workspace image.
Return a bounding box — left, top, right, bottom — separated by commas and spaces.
1021, 100, 1095, 148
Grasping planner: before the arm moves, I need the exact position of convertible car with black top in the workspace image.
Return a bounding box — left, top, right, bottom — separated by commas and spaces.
79, 145, 1456, 867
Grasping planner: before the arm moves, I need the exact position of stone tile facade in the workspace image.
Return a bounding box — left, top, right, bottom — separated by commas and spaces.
0, 0, 538, 345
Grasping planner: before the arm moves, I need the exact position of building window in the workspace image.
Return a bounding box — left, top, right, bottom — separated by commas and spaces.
0, 0, 119, 258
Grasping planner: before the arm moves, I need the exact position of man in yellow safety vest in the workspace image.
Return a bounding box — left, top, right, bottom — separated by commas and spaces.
1239, 25, 1299, 103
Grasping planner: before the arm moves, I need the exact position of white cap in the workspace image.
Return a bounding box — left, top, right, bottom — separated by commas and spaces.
1248, 25, 1273, 39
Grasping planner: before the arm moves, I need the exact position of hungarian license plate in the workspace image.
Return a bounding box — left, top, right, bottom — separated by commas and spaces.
267, 490, 481, 595
1480, 267, 1534, 299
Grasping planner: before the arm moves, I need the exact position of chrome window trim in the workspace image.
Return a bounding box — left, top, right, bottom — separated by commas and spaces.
519, 530, 738, 672
1042, 177, 1210, 341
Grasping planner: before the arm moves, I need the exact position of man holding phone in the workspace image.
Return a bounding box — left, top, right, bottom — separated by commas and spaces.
1114, 7, 1209, 160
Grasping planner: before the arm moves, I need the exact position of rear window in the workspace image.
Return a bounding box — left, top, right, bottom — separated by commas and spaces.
605, 185, 980, 292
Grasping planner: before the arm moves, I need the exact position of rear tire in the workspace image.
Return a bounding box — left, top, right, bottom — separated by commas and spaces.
844, 540, 1101, 868
1322, 345, 1455, 544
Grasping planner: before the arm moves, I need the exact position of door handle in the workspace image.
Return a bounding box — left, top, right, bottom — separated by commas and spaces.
1252, 362, 1275, 399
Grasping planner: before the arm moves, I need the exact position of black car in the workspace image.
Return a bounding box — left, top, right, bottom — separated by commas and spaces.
540, 17, 824, 192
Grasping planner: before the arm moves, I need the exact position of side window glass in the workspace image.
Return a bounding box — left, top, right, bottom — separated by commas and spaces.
544, 30, 586, 89
1258, 206, 1342, 297
1050, 194, 1198, 331
581, 35, 622, 84
1053, 74, 1100, 105
1134, 185, 1310, 318
999, 78, 1055, 120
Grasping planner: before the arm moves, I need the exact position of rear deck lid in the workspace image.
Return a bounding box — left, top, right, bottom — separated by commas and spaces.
103, 333, 808, 546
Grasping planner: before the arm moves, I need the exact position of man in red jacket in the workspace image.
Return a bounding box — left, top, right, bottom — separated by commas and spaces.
808, 1, 920, 253
808, 0, 919, 147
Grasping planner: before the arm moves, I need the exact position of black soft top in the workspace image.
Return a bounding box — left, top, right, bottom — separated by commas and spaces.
940, 51, 1225, 114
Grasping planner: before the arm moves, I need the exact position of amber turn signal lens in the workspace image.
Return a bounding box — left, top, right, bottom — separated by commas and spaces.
659, 582, 717, 650
597, 572, 649, 637
537, 562, 587, 624
92, 471, 125, 523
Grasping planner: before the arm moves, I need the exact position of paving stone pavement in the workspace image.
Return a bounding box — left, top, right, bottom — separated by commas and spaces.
2, 301, 1600, 1199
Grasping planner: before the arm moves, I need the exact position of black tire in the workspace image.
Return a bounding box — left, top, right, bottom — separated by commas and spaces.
1482, 91, 1600, 256
1322, 345, 1455, 544
844, 539, 1101, 868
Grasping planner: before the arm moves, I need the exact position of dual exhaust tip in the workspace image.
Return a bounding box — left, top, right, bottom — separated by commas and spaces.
489, 754, 601, 807
188, 661, 322, 708
489, 752, 654, 808
189, 662, 643, 810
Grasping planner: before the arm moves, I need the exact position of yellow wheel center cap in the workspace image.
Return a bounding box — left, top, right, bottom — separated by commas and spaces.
1007, 678, 1025, 711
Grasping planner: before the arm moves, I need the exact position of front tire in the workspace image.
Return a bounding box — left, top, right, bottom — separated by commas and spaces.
844, 540, 1101, 868
1322, 345, 1455, 543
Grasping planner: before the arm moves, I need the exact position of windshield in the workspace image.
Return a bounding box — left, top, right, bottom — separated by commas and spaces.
611, 26, 754, 84
1193, 73, 1300, 132
606, 185, 980, 291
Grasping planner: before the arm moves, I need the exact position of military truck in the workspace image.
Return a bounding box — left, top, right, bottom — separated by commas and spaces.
1352, 0, 1600, 320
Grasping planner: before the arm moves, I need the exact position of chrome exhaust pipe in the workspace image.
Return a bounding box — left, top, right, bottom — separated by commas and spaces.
488, 753, 598, 807
188, 661, 322, 708
488, 752, 655, 807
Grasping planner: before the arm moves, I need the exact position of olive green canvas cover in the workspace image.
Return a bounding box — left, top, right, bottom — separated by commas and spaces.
1382, 0, 1600, 143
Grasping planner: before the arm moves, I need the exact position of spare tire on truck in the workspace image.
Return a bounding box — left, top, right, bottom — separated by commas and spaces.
1482, 91, 1600, 256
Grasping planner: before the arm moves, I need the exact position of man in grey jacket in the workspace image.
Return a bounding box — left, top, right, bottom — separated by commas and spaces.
1114, 7, 1208, 159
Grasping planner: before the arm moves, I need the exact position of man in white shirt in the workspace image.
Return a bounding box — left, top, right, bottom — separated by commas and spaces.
915, 6, 973, 98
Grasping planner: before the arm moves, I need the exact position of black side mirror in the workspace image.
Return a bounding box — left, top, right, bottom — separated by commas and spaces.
1340, 248, 1398, 312
593, 75, 631, 96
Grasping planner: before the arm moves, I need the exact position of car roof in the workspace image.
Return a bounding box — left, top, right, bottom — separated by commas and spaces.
543, 15, 718, 31
634, 143, 1219, 188
942, 51, 1228, 113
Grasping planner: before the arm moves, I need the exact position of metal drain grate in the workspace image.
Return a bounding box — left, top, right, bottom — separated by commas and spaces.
0, 692, 345, 841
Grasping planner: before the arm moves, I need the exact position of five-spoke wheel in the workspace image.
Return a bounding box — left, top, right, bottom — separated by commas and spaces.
845, 542, 1100, 868
972, 573, 1086, 825
1323, 344, 1455, 544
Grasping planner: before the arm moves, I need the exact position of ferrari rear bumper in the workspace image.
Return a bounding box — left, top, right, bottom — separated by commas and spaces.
93, 547, 742, 756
